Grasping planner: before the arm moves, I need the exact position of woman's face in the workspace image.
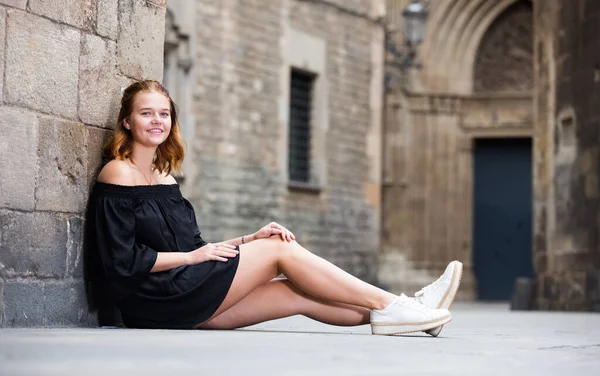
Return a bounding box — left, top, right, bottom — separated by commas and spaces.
124, 91, 172, 148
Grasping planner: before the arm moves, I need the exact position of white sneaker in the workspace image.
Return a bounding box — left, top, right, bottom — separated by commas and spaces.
370, 294, 452, 335
415, 260, 463, 337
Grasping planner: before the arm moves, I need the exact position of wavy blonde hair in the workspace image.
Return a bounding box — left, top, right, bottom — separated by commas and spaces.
103, 80, 184, 174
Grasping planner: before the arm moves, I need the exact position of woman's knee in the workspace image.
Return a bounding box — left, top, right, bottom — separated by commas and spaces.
242, 237, 306, 267
257, 236, 301, 253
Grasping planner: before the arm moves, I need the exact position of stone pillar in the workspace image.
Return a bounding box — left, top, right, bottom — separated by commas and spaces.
533, 0, 600, 311
0, 0, 166, 327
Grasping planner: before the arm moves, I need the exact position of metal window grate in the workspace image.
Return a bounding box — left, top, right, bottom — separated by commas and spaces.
288, 69, 315, 183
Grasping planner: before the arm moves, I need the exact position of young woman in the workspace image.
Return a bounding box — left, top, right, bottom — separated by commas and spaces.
89, 80, 462, 335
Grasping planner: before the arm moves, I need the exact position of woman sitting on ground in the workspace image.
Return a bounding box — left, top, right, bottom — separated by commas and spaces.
89, 80, 463, 335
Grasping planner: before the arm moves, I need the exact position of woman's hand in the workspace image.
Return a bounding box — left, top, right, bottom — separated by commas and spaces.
253, 222, 296, 242
187, 242, 239, 264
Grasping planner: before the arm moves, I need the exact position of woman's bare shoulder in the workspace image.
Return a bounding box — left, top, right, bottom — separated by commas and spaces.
157, 170, 177, 185
97, 159, 135, 186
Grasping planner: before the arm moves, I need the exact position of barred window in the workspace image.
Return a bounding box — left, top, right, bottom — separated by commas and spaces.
288, 69, 316, 183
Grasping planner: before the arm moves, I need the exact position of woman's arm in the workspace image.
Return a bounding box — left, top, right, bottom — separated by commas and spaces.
221, 233, 257, 247
151, 252, 192, 272
221, 222, 296, 246
151, 242, 239, 272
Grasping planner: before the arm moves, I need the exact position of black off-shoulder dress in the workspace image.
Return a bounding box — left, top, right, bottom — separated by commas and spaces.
88, 182, 239, 329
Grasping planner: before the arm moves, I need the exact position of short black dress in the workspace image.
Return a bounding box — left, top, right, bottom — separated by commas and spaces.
89, 182, 240, 329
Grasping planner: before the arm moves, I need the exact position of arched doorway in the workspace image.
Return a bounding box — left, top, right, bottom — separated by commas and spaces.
471, 0, 534, 300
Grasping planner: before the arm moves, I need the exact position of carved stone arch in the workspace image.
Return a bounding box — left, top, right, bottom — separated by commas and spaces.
416, 0, 522, 94
473, 0, 533, 93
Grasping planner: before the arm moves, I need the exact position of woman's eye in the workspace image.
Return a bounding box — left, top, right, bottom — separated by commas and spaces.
141, 112, 150, 116
161, 113, 169, 117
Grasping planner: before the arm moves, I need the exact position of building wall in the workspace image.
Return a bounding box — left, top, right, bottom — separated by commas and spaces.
0, 0, 167, 327
381, 0, 533, 297
183, 0, 385, 282
533, 0, 600, 311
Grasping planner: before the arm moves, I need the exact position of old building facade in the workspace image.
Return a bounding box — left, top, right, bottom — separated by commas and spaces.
381, 0, 535, 300
170, 0, 386, 284
382, 0, 599, 310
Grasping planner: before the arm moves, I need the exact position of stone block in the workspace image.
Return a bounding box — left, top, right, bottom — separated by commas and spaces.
79, 34, 131, 128
35, 117, 87, 213
4, 280, 44, 327
0, 107, 38, 210
67, 217, 83, 278
0, 0, 25, 9
28, 0, 96, 31
5, 10, 80, 120
96, 0, 118, 39
117, 0, 166, 80
86, 126, 111, 186
0, 211, 68, 278
148, 0, 167, 6
0, 8, 5, 103
0, 278, 4, 327
44, 280, 96, 327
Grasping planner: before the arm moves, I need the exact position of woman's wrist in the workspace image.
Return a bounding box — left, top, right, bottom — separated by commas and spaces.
243, 233, 256, 243
183, 251, 193, 266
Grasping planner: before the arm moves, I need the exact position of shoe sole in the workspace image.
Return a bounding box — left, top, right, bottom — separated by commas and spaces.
426, 261, 463, 337
371, 314, 452, 335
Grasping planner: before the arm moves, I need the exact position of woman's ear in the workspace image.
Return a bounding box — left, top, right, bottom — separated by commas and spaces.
123, 119, 130, 130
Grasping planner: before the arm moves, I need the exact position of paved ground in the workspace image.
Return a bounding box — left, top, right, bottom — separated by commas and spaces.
1, 303, 599, 376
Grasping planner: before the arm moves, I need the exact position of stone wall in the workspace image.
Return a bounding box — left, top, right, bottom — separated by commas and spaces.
0, 0, 166, 327
533, 0, 600, 311
185, 0, 385, 283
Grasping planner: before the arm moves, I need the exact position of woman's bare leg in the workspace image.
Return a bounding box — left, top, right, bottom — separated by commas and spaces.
200, 278, 370, 329
197, 237, 396, 327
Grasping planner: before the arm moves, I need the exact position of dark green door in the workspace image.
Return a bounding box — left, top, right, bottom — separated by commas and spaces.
473, 138, 534, 300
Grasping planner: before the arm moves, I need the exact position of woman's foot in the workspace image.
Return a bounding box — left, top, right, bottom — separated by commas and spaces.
370, 294, 451, 335
414, 260, 463, 337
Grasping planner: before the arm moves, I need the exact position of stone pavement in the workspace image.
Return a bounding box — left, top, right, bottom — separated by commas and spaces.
1, 303, 599, 376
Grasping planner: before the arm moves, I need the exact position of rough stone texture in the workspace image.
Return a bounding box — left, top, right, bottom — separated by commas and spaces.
117, 0, 166, 80
86, 126, 112, 186
0, 0, 25, 9
5, 10, 80, 120
0, 278, 4, 327
0, 211, 68, 278
189, 0, 382, 283
0, 7, 5, 103
44, 281, 96, 326
67, 217, 84, 279
534, 0, 600, 311
3, 281, 44, 327
474, 1, 534, 93
148, 0, 167, 6
28, 0, 97, 31
96, 0, 118, 39
79, 33, 129, 128
317, 0, 373, 16
0, 107, 38, 211
35, 117, 87, 213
